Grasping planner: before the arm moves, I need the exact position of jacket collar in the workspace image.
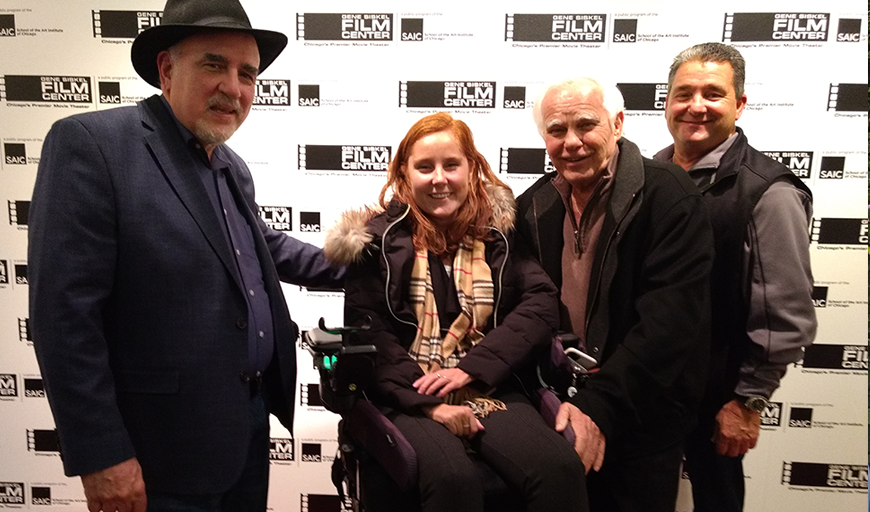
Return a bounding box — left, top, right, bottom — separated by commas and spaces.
138, 95, 240, 288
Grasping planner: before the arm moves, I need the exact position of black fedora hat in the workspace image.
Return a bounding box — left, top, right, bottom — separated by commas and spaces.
131, 0, 288, 88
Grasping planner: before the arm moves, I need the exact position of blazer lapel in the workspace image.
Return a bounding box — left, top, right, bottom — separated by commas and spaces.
138, 96, 242, 290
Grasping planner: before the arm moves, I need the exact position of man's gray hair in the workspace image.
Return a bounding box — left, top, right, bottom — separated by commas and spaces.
668, 42, 746, 98
532, 77, 625, 136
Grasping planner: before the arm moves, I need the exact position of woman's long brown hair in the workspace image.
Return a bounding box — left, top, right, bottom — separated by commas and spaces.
379, 112, 507, 255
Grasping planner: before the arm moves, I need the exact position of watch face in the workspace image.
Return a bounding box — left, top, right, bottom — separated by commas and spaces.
744, 397, 767, 413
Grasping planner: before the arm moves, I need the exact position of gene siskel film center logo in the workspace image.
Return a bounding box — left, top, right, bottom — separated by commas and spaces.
399, 81, 495, 109
300, 493, 352, 512
298, 145, 391, 174
0, 75, 93, 104
253, 79, 290, 108
722, 12, 830, 43
827, 83, 867, 113
617, 83, 668, 114
782, 462, 867, 490
505, 14, 607, 44
761, 151, 813, 179
28, 429, 61, 455
797, 344, 867, 372
499, 148, 554, 176
297, 13, 393, 44
0, 482, 24, 505
270, 437, 294, 463
92, 10, 162, 40
259, 206, 292, 232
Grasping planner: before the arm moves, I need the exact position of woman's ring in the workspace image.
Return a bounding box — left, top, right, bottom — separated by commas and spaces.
436, 373, 443, 378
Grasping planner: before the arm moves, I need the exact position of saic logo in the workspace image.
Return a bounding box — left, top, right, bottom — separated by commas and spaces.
300, 383, 324, 407
297, 13, 393, 41
760, 402, 783, 427
92, 10, 162, 38
301, 443, 323, 462
299, 212, 321, 233
270, 437, 294, 462
1, 75, 92, 103
8, 200, 30, 226
819, 156, 845, 179
254, 79, 290, 106
0, 374, 18, 398
401, 18, 423, 41
618, 83, 668, 111
259, 206, 292, 232
789, 407, 813, 428
298, 85, 320, 107
0, 14, 16, 37
836, 18, 862, 42
299, 145, 391, 172
612, 19, 637, 43
827, 83, 867, 112
800, 344, 868, 370
499, 148, 552, 174
31, 486, 51, 506
811, 218, 868, 245
300, 493, 350, 512
503, 86, 527, 109
98, 82, 121, 104
505, 14, 606, 42
761, 151, 813, 179
782, 462, 867, 489
811, 286, 828, 308
15, 264, 28, 285
0, 482, 24, 505
4, 143, 26, 165
400, 81, 495, 108
24, 378, 45, 398
723, 13, 829, 42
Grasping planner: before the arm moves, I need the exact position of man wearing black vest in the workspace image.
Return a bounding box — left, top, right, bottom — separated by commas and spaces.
654, 42, 817, 512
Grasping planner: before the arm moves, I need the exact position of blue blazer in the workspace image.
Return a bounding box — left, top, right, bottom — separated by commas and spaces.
28, 95, 342, 493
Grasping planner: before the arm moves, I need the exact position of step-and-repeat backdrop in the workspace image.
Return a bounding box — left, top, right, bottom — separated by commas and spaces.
0, 1, 866, 511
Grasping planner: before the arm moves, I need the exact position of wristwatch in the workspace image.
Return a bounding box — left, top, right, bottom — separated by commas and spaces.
736, 395, 769, 413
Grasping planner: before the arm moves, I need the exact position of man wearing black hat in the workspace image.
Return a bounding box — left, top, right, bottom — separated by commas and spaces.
28, 1, 343, 511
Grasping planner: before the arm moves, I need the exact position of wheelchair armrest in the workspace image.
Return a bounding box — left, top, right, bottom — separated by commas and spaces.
345, 400, 419, 494
535, 388, 576, 446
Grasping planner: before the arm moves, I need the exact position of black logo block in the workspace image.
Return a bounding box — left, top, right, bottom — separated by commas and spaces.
298, 84, 320, 107
788, 407, 813, 428
612, 19, 637, 42
503, 86, 526, 109
99, 81, 121, 105
0, 15, 15, 37
4, 143, 26, 165
401, 18, 423, 41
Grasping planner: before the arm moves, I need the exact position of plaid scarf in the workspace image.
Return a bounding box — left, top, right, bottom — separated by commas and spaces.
408, 238, 505, 416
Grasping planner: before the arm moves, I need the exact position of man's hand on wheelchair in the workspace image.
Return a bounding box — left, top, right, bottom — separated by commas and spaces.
424, 403, 485, 438
555, 402, 605, 474
413, 368, 473, 398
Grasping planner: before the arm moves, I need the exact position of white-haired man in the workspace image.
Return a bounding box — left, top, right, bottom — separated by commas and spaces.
515, 77, 714, 512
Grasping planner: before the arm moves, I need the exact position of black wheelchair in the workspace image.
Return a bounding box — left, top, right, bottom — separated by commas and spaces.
305, 318, 589, 512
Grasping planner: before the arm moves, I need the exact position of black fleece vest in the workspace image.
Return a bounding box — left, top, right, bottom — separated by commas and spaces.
699, 130, 812, 402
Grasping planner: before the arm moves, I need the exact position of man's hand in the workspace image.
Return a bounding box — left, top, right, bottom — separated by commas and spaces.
413, 368, 473, 398
424, 403, 484, 438
713, 399, 761, 457
555, 402, 605, 474
81, 457, 146, 512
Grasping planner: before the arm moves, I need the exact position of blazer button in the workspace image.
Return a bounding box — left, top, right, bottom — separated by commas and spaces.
236, 318, 248, 330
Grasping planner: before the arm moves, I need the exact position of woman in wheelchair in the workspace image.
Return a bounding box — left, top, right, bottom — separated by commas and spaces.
324, 112, 588, 512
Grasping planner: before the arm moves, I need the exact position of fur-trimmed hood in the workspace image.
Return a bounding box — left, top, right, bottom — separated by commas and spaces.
324, 183, 516, 265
